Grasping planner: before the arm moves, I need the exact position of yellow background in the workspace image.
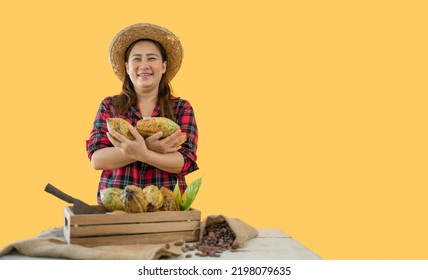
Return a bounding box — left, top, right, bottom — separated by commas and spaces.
0, 0, 427, 259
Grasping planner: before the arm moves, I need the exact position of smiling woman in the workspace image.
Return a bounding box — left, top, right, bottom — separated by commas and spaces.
86, 23, 199, 205
124, 39, 168, 117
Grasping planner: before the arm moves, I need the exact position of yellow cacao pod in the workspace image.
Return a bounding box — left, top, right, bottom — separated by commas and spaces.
100, 188, 124, 212
136, 117, 180, 138
121, 185, 148, 213
142, 185, 164, 212
173, 132, 187, 148
159, 187, 179, 211
106, 118, 135, 140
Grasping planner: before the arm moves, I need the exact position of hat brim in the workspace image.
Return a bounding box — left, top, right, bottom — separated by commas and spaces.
109, 23, 183, 82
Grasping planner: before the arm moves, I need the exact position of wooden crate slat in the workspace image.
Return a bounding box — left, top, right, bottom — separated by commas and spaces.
66, 207, 201, 226
69, 221, 200, 237
69, 231, 199, 247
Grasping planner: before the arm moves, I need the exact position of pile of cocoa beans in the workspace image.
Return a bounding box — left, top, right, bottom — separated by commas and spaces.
182, 221, 238, 258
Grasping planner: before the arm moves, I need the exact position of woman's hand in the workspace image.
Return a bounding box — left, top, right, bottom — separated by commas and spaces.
106, 125, 151, 162
145, 130, 183, 154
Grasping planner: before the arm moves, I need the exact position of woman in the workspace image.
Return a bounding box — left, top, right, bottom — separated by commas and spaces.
86, 23, 198, 204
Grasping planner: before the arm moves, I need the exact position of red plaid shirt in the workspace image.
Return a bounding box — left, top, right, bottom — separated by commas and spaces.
86, 96, 199, 204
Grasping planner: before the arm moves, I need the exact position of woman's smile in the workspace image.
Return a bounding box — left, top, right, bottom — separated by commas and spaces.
137, 72, 153, 79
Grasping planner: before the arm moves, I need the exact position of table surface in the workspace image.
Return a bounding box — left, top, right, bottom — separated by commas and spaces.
172, 228, 321, 260
0, 228, 321, 260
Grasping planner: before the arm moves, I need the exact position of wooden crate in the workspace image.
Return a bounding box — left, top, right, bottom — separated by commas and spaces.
63, 206, 201, 247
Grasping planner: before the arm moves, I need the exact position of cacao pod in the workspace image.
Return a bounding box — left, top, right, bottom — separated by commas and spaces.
173, 132, 187, 148
159, 187, 179, 211
106, 118, 135, 140
136, 117, 180, 138
100, 188, 124, 212
121, 185, 148, 213
142, 185, 164, 212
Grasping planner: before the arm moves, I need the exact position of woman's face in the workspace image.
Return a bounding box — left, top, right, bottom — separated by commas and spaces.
125, 40, 167, 94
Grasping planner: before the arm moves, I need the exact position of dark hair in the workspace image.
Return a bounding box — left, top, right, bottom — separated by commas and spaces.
111, 39, 175, 120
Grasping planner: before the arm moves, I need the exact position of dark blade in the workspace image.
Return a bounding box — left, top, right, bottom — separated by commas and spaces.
71, 198, 105, 214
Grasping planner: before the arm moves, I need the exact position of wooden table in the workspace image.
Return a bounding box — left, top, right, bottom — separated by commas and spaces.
173, 228, 320, 260
0, 228, 321, 260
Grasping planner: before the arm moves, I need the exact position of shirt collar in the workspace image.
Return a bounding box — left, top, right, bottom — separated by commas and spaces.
129, 101, 161, 118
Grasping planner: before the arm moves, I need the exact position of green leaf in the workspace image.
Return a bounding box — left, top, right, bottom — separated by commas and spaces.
173, 182, 181, 205
180, 177, 202, 211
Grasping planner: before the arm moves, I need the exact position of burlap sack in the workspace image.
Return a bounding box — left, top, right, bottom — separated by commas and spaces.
0, 227, 183, 260
199, 215, 258, 248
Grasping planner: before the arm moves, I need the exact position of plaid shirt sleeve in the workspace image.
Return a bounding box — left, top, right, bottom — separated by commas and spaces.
86, 97, 114, 160
174, 98, 199, 176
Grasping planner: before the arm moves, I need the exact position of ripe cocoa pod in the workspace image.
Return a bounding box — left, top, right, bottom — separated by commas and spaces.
100, 188, 124, 212
173, 132, 187, 148
142, 185, 164, 212
106, 118, 135, 140
136, 117, 180, 138
159, 187, 179, 211
121, 185, 148, 213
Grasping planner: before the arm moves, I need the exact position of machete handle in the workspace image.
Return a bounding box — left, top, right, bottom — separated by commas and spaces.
44, 183, 75, 204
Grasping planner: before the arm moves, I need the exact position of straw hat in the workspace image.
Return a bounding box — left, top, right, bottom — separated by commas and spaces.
109, 23, 183, 82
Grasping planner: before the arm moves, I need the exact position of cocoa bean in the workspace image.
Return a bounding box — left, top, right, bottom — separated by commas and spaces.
174, 241, 184, 246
